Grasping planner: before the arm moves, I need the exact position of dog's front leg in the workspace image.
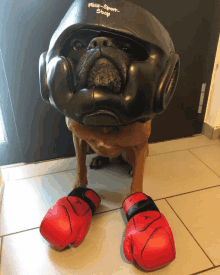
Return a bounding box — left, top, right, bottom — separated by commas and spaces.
72, 134, 88, 189
126, 142, 149, 194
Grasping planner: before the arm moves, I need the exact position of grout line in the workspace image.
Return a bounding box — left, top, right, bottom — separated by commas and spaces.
165, 199, 215, 267
3, 160, 131, 182
0, 208, 123, 238
154, 184, 220, 201
0, 155, 77, 170
190, 265, 220, 275
31, 156, 76, 165
95, 207, 123, 216
6, 167, 78, 181
1, 154, 96, 182
148, 143, 219, 157
188, 149, 220, 179
1, 227, 40, 238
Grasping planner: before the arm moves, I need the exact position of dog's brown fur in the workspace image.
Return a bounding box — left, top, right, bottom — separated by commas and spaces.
66, 117, 151, 193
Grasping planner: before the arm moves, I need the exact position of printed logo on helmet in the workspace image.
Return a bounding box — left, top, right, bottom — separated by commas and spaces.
88, 2, 120, 17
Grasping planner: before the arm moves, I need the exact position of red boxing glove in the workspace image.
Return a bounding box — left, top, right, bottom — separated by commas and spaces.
40, 187, 101, 249
123, 193, 176, 271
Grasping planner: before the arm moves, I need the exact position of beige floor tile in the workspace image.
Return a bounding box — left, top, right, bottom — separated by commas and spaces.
167, 186, 220, 266
149, 135, 219, 156
142, 150, 220, 200
1, 135, 219, 182
46, 165, 132, 214
0, 165, 131, 236
0, 175, 57, 236
0, 154, 95, 182
190, 145, 220, 177
78, 165, 131, 213
2, 148, 220, 236
1, 201, 213, 275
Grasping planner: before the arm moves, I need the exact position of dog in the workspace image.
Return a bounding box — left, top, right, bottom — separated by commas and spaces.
63, 34, 151, 193
39, 2, 180, 268
39, 0, 180, 195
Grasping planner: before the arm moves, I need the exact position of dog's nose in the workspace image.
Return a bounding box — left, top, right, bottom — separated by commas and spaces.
87, 37, 115, 49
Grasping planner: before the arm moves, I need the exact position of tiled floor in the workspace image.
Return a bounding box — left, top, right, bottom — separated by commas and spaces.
0, 134, 220, 275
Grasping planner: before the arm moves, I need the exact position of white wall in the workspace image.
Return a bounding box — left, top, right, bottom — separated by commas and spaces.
204, 34, 220, 129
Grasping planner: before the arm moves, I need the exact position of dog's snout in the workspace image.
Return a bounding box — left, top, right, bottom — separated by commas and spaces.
87, 37, 114, 50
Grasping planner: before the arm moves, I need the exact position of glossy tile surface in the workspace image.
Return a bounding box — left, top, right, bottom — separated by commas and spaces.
142, 150, 220, 200
0, 155, 95, 182
1, 135, 218, 182
1, 203, 213, 275
168, 186, 220, 266
0, 135, 220, 275
0, 165, 131, 236
189, 144, 220, 177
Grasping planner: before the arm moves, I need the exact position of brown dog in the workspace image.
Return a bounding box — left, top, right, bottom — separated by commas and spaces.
40, 31, 178, 195
39, 1, 180, 198
61, 33, 153, 194
66, 117, 151, 194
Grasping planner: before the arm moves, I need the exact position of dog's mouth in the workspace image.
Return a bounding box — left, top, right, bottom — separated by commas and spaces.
86, 58, 122, 93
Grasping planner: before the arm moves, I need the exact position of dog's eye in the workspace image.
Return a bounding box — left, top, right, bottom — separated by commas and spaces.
118, 42, 132, 53
121, 46, 132, 53
71, 40, 85, 51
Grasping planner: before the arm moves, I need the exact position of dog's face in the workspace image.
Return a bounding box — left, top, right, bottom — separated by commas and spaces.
61, 31, 149, 96
40, 1, 179, 129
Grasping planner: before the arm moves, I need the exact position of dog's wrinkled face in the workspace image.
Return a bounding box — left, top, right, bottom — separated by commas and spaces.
61, 31, 149, 95
39, 2, 179, 130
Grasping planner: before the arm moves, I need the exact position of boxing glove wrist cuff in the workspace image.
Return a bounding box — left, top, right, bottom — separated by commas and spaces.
68, 187, 101, 215
123, 192, 159, 221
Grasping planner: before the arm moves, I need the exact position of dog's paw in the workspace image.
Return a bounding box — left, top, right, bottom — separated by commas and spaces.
90, 156, 111, 169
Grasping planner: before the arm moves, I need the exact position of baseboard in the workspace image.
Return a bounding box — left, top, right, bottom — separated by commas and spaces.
202, 122, 220, 140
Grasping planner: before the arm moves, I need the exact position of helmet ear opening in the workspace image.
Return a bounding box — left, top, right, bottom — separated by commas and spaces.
153, 53, 180, 114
